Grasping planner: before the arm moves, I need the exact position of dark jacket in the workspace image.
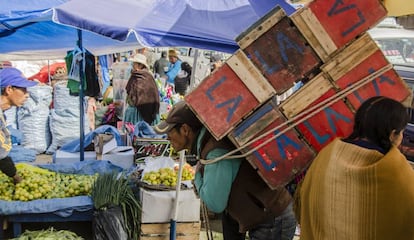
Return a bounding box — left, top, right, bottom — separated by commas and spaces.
200, 132, 292, 232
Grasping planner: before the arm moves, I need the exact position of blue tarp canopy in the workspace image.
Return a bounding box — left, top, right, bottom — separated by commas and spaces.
53, 0, 295, 53
0, 0, 141, 60
1, 0, 296, 60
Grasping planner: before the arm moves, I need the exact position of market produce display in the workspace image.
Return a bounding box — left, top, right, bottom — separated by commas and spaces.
0, 163, 97, 201
141, 163, 195, 186
10, 227, 84, 240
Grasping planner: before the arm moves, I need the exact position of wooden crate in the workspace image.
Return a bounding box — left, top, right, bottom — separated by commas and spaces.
291, 0, 387, 61
236, 7, 321, 94
241, 115, 315, 189
280, 74, 355, 151
186, 51, 273, 140
321, 33, 412, 109
228, 96, 280, 147
140, 222, 200, 240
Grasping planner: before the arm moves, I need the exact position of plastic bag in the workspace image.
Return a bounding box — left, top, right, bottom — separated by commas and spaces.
93, 205, 128, 240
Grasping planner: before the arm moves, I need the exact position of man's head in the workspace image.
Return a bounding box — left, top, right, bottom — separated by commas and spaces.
154, 101, 202, 151
0, 67, 37, 108
168, 49, 179, 64
161, 51, 168, 58
128, 53, 149, 70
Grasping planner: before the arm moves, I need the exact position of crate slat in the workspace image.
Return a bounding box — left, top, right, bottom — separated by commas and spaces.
280, 73, 333, 119
227, 50, 275, 103
290, 7, 337, 61
321, 33, 379, 81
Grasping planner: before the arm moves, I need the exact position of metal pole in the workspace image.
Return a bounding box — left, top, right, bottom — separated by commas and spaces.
77, 29, 85, 161
190, 49, 199, 90
170, 150, 186, 240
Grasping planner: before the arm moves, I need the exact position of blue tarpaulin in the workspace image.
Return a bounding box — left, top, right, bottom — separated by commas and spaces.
53, 0, 296, 53
1, 0, 296, 60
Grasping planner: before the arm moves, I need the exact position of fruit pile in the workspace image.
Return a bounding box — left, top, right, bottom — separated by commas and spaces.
0, 163, 97, 201
142, 163, 195, 187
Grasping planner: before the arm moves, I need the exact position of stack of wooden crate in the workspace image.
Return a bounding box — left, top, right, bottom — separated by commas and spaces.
185, 0, 412, 190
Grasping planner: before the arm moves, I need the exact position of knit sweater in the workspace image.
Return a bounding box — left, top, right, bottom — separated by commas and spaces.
294, 138, 414, 240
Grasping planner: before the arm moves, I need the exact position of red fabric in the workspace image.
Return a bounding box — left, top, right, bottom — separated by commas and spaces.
28, 62, 66, 83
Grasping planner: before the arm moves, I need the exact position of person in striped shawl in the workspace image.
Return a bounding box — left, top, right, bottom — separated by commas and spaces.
294, 96, 414, 239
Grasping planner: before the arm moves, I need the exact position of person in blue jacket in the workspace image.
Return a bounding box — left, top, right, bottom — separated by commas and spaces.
154, 101, 297, 240
163, 49, 182, 89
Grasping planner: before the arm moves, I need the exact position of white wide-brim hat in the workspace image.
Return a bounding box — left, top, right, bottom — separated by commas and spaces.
128, 53, 149, 69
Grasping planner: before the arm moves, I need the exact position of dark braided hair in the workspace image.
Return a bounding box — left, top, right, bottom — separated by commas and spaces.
344, 96, 409, 152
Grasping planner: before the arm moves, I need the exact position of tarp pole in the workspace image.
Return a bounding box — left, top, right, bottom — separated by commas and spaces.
77, 29, 85, 161
190, 49, 199, 90
170, 150, 186, 240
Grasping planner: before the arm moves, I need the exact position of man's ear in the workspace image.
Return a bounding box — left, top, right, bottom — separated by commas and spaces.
181, 123, 192, 136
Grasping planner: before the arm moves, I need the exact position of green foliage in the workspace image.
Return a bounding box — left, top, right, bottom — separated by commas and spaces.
91, 172, 141, 240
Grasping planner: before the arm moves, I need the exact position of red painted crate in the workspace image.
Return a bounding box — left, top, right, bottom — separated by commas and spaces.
241, 114, 315, 189
185, 51, 275, 140
290, 0, 387, 61
236, 7, 321, 94
280, 73, 355, 151
228, 96, 280, 147
321, 33, 413, 109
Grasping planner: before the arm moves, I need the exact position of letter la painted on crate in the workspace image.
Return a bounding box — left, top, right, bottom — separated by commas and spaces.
253, 31, 305, 76
251, 130, 302, 171
351, 67, 397, 104
328, 0, 366, 37
301, 106, 352, 149
206, 76, 243, 123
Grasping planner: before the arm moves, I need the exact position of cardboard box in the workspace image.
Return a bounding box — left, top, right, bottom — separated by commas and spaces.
54, 150, 97, 164
101, 146, 134, 169
139, 188, 200, 223
94, 133, 117, 156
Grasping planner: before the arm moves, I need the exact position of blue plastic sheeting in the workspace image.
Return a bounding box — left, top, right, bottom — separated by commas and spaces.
0, 196, 92, 217
133, 121, 166, 139
59, 125, 124, 153
9, 145, 37, 163
39, 159, 123, 175
53, 0, 295, 53
0, 160, 124, 216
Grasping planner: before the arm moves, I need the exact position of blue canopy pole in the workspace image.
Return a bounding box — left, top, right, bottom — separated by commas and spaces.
170, 150, 186, 240
77, 29, 85, 161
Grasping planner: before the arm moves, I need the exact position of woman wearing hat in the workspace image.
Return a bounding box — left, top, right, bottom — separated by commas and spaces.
124, 54, 160, 125
0, 67, 37, 183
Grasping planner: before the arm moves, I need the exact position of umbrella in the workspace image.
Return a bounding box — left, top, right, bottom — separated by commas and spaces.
53, 0, 296, 54
0, 0, 141, 60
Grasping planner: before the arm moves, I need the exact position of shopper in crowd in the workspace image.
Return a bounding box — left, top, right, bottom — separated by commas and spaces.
294, 96, 414, 240
174, 61, 192, 96
153, 51, 169, 79
210, 53, 223, 73
0, 67, 37, 183
163, 49, 182, 89
154, 101, 297, 240
124, 53, 160, 125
